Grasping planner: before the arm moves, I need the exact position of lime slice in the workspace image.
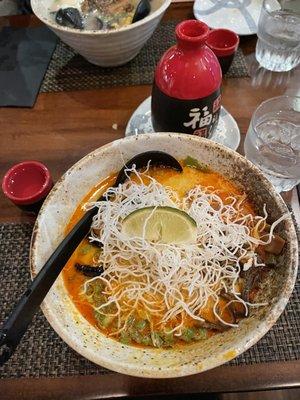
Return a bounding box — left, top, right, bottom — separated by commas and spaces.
122, 206, 197, 244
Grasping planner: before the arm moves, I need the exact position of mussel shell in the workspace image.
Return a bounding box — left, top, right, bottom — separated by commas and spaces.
97, 18, 104, 30
75, 263, 103, 277
55, 8, 83, 30
132, 0, 151, 24
115, 151, 183, 186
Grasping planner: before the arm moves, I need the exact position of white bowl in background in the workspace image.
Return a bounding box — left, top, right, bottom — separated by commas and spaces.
31, 0, 171, 67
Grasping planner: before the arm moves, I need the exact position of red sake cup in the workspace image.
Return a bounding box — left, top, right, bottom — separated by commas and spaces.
205, 29, 240, 75
2, 161, 53, 214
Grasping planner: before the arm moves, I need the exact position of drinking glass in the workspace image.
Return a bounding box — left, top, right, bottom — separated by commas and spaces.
244, 96, 300, 193
255, 0, 300, 72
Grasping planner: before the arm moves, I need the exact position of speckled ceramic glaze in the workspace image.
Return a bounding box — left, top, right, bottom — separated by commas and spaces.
30, 134, 298, 378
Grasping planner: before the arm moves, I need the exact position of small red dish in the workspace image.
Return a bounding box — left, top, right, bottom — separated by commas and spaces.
2, 161, 53, 213
206, 29, 239, 74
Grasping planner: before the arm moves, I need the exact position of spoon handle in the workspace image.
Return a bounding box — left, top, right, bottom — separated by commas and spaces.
0, 208, 96, 366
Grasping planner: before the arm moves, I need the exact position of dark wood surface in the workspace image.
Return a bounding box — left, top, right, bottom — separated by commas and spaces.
0, 2, 299, 398
1, 361, 300, 400
221, 388, 300, 400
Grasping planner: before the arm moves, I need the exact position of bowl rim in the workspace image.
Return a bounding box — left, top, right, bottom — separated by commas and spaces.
30, 133, 299, 378
31, 0, 172, 36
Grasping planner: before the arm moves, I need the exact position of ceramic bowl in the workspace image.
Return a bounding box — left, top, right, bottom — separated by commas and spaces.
31, 0, 171, 67
30, 133, 298, 378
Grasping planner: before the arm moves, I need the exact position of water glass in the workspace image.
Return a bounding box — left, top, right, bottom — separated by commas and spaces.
244, 96, 300, 193
255, 0, 300, 72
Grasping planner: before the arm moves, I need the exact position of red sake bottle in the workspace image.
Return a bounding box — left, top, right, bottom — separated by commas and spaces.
151, 20, 222, 138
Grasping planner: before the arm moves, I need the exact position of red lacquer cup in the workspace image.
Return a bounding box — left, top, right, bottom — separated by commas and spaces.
205, 28, 240, 75
2, 161, 53, 214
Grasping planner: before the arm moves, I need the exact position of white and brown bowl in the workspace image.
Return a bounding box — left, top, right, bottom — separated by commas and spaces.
30, 133, 298, 378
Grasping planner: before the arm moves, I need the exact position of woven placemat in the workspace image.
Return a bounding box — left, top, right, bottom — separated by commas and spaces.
40, 20, 249, 94
0, 222, 299, 379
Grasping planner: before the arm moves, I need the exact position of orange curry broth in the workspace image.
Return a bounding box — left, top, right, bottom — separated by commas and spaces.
63, 165, 255, 342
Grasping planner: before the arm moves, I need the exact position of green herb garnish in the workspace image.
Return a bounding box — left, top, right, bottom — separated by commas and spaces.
152, 332, 164, 347
194, 328, 207, 341
135, 319, 148, 331
79, 244, 93, 255
94, 311, 114, 328
120, 331, 131, 345
183, 156, 210, 172
181, 328, 196, 342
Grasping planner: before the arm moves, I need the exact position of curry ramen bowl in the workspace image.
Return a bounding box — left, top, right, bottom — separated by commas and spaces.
31, 0, 171, 67
30, 133, 298, 378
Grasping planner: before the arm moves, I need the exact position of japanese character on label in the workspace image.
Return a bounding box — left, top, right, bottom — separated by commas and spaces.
199, 106, 212, 128
183, 107, 200, 129
183, 106, 213, 130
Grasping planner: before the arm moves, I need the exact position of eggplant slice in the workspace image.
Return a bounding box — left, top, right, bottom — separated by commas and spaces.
221, 291, 247, 319
241, 268, 258, 303
75, 263, 104, 277
115, 151, 183, 186
196, 320, 230, 332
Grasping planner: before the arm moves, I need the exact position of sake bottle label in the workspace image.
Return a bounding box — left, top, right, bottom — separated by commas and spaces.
151, 83, 221, 138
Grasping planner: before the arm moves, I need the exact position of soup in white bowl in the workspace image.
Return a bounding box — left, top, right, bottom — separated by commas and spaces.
50, 0, 163, 31
31, 0, 170, 66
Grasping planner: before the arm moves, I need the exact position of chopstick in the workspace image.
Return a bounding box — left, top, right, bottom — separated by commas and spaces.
0, 208, 97, 366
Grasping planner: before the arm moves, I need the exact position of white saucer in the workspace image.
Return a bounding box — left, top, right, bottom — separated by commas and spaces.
125, 96, 241, 151
193, 0, 262, 36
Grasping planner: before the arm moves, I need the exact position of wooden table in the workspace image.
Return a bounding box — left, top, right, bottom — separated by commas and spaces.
0, 2, 299, 399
